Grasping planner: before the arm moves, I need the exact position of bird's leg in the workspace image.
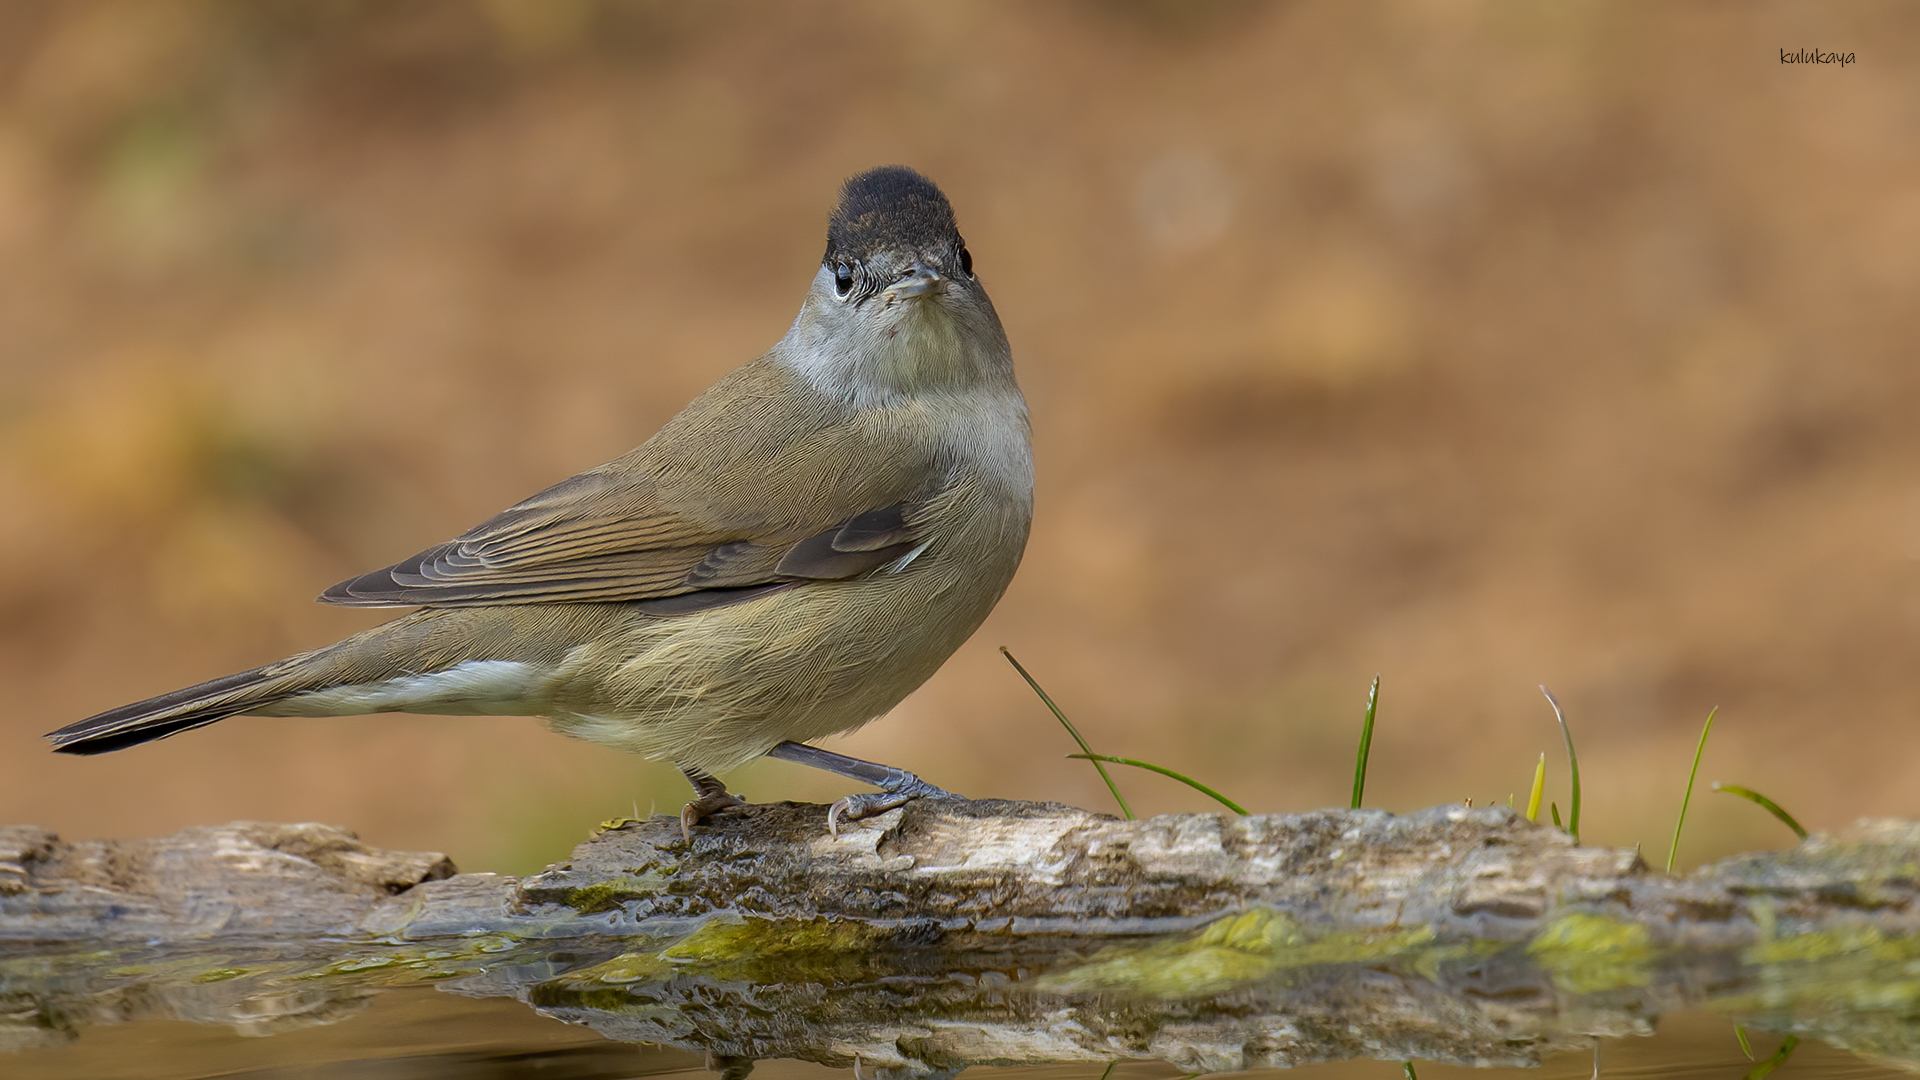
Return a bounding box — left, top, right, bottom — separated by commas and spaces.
679, 768, 746, 842
765, 741, 960, 835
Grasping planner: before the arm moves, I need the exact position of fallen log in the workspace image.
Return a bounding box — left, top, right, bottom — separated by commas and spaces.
3, 800, 1918, 1072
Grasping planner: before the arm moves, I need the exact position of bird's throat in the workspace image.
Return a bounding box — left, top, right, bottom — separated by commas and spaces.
868, 297, 973, 395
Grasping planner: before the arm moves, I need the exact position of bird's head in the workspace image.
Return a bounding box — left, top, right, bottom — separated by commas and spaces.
784, 166, 1011, 404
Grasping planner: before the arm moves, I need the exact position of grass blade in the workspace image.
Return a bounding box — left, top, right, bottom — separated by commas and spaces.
1540, 686, 1581, 844
1070, 754, 1248, 815
1403, 1062, 1419, 1080
1526, 752, 1546, 823
1550, 802, 1562, 830
1666, 706, 1719, 873
1351, 675, 1380, 810
1714, 783, 1808, 839
1002, 647, 1133, 820
1744, 1034, 1799, 1080
1735, 1024, 1755, 1060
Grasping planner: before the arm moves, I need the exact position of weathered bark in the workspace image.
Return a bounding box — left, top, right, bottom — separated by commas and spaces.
4, 800, 1919, 1072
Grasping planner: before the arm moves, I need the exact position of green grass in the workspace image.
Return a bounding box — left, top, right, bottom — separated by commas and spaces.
1012, 668, 1387, 819
1666, 707, 1718, 873
1352, 675, 1380, 810
1525, 752, 1546, 823
999, 659, 1827, 1079
1004, 647, 1260, 818
1715, 783, 1809, 840
1069, 754, 1247, 814
1002, 646, 1134, 820
1539, 686, 1581, 844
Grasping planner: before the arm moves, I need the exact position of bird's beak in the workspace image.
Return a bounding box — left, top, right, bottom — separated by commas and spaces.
884, 263, 943, 303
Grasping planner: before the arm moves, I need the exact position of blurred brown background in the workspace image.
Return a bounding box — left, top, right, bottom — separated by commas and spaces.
1, 1, 1914, 875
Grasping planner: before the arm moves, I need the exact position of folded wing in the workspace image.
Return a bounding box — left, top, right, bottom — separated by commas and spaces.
321, 464, 924, 612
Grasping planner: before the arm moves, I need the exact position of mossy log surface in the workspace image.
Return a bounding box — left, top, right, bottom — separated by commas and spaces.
4, 801, 1919, 1072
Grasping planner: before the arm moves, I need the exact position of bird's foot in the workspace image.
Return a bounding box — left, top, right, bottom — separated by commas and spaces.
679, 791, 746, 843
679, 768, 747, 843
827, 774, 957, 836
763, 741, 965, 836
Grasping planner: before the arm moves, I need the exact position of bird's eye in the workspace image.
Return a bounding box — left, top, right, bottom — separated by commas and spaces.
958, 246, 973, 276
833, 262, 855, 297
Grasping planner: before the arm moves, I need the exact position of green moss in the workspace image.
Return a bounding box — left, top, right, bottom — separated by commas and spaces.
468, 934, 521, 954
1746, 923, 1920, 966
659, 915, 897, 982
0, 950, 120, 981
658, 915, 887, 962
108, 955, 238, 981
1726, 921, 1920, 1011
564, 950, 674, 986
190, 967, 248, 984
292, 948, 489, 986
563, 872, 673, 914
323, 955, 399, 973
553, 915, 896, 989
1408, 938, 1513, 982
1526, 912, 1655, 993
527, 981, 704, 1034
1036, 908, 1435, 999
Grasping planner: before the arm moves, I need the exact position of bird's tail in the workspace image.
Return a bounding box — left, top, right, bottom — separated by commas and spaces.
46, 665, 298, 755
46, 606, 575, 755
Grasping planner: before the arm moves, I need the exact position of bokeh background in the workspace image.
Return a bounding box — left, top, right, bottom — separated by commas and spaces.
2, 1, 1914, 875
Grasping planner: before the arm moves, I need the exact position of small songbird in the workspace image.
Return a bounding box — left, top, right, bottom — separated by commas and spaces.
47, 165, 1032, 835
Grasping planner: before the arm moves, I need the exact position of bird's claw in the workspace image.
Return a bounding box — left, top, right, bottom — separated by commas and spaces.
679, 790, 747, 843
826, 783, 958, 836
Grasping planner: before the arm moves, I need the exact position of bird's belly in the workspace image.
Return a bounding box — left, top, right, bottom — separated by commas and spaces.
544, 535, 1020, 773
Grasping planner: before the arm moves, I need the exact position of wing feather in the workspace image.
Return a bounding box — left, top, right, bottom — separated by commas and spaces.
318, 361, 942, 610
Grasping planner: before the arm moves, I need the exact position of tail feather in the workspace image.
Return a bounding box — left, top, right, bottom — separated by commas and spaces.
47, 667, 285, 755
47, 605, 592, 755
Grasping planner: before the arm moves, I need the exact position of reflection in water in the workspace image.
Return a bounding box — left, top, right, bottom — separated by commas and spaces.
4, 805, 1920, 1077
4, 891, 1917, 1077
2, 989, 1914, 1080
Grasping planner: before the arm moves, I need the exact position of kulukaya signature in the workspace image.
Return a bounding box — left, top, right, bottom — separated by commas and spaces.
1781, 48, 1855, 66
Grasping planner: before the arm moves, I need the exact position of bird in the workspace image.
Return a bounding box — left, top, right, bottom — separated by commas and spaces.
46, 165, 1032, 836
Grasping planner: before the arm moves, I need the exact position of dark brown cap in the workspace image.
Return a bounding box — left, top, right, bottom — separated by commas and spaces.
824, 166, 961, 264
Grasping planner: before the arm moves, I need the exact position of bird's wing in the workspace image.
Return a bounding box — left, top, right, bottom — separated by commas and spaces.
320, 362, 932, 611
320, 469, 923, 609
